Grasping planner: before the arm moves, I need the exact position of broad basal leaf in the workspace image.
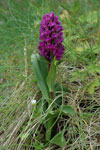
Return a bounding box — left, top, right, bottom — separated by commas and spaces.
60, 105, 75, 116
44, 111, 58, 141
31, 54, 49, 101
50, 131, 66, 147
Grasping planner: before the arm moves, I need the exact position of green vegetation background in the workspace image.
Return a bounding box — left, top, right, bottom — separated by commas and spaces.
0, 0, 100, 149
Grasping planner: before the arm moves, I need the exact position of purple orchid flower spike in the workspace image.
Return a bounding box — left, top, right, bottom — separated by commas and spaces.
38, 12, 65, 62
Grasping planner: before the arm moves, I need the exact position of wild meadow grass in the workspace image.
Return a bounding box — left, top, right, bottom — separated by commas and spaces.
0, 0, 100, 149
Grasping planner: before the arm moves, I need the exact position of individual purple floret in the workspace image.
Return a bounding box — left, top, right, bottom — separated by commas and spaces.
38, 12, 64, 62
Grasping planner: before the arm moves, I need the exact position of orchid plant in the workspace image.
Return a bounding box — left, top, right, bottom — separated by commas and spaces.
31, 12, 74, 147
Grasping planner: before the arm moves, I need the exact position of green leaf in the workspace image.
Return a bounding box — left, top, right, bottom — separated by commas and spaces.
45, 117, 54, 141
31, 54, 49, 101
33, 140, 43, 150
60, 105, 75, 116
37, 55, 48, 80
87, 64, 100, 74
44, 111, 58, 141
46, 58, 56, 92
50, 131, 66, 147
88, 78, 100, 95
71, 70, 85, 82
95, 66, 100, 74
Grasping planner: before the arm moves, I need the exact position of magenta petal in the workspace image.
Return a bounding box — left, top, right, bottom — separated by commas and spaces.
38, 12, 65, 62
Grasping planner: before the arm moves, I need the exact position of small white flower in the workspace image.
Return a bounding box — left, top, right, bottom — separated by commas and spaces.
31, 99, 36, 105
